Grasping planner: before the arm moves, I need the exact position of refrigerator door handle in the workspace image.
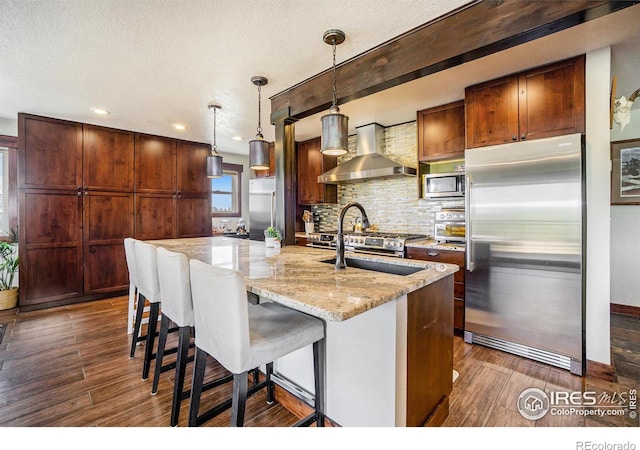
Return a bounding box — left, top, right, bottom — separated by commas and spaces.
465, 175, 473, 272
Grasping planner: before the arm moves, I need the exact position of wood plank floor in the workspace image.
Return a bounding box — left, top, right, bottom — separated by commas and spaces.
0, 295, 637, 427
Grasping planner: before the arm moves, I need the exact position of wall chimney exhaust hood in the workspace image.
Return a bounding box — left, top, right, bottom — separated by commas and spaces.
317, 123, 417, 184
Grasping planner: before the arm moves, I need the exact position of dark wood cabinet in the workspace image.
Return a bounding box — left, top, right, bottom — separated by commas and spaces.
18, 113, 211, 309
254, 142, 276, 178
83, 124, 134, 192
134, 137, 211, 240
406, 246, 465, 333
297, 137, 337, 205
135, 134, 177, 193
465, 55, 585, 149
177, 140, 211, 194
19, 115, 83, 190
83, 191, 134, 294
406, 275, 453, 426
417, 100, 465, 162
19, 188, 84, 306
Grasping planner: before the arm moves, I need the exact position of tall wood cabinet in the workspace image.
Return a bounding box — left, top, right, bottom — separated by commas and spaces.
19, 115, 134, 307
18, 114, 211, 309
465, 55, 585, 148
297, 137, 337, 205
134, 135, 211, 240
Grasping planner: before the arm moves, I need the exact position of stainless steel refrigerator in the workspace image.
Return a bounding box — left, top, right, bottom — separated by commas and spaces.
464, 133, 585, 375
249, 177, 276, 241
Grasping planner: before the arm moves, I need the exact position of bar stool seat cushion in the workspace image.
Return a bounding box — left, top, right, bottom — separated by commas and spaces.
190, 261, 324, 375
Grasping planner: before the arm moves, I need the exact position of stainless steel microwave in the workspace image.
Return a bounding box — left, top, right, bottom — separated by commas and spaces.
422, 172, 465, 199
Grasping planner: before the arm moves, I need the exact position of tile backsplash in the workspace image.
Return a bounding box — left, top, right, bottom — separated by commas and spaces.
310, 121, 463, 236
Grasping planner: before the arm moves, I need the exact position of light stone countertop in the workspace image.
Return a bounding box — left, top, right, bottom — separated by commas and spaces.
146, 237, 458, 322
405, 239, 466, 252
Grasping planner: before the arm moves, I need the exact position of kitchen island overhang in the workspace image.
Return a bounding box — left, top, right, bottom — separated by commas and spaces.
147, 237, 458, 426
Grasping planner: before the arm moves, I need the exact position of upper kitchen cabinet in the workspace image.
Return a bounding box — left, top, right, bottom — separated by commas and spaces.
83, 124, 135, 192
253, 142, 276, 178
135, 134, 177, 193
417, 100, 465, 162
465, 55, 585, 149
176, 140, 212, 194
297, 137, 337, 205
19, 115, 83, 190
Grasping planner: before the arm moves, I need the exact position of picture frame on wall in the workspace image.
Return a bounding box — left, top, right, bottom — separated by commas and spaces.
611, 139, 640, 205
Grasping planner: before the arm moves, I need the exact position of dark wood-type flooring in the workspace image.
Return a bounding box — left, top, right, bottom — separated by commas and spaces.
0, 296, 637, 427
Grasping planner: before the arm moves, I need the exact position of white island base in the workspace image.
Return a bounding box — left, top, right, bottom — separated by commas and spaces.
272, 276, 454, 427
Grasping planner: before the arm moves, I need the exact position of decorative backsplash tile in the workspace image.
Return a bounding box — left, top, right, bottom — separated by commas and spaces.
311, 121, 463, 236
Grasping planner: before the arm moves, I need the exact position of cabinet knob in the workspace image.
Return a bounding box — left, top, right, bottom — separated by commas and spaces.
512, 135, 517, 141
428, 251, 440, 257
521, 134, 526, 140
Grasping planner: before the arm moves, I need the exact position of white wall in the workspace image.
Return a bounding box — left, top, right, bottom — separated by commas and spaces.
585, 47, 611, 365
0, 117, 17, 136
610, 108, 640, 307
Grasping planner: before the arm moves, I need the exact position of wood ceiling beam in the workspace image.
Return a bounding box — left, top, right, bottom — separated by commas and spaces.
269, 0, 637, 120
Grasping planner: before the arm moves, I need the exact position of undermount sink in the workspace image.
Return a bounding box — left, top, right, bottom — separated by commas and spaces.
320, 257, 425, 276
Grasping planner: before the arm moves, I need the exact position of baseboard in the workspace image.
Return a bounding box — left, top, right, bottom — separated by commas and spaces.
586, 359, 616, 382
611, 303, 640, 317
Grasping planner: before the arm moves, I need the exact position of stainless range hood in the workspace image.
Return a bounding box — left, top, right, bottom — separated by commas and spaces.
317, 123, 417, 184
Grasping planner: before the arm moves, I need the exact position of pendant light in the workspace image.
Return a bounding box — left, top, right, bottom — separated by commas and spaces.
249, 76, 271, 170
320, 29, 348, 156
207, 103, 223, 178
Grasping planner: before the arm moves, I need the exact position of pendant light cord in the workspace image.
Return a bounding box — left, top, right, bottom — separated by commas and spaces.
257, 83, 263, 137
331, 40, 337, 109
212, 106, 218, 156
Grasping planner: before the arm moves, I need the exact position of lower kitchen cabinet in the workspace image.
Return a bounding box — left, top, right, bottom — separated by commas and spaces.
406, 246, 465, 333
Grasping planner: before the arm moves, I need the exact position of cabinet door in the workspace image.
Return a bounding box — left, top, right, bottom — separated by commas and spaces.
135, 194, 176, 240
135, 134, 177, 193
254, 142, 276, 178
518, 55, 585, 141
417, 101, 465, 162
19, 189, 83, 306
83, 192, 134, 294
465, 75, 519, 149
177, 140, 211, 195
176, 195, 211, 238
297, 138, 337, 204
18, 114, 83, 190
83, 125, 134, 192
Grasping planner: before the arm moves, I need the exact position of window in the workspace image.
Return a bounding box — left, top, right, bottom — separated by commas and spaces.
211, 163, 243, 217
0, 147, 9, 236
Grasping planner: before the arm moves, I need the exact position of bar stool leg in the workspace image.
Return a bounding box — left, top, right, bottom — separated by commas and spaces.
313, 339, 326, 427
266, 362, 275, 404
142, 302, 159, 380
188, 347, 207, 427
151, 314, 170, 394
231, 371, 248, 427
129, 294, 146, 358
171, 326, 192, 426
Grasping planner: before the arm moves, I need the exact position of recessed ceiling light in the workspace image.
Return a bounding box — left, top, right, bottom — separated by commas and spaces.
232, 136, 243, 141
172, 123, 187, 131
91, 107, 110, 115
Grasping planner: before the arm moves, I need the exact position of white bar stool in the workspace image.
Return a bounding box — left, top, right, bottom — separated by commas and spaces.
188, 259, 326, 427
133, 240, 163, 380
153, 247, 233, 426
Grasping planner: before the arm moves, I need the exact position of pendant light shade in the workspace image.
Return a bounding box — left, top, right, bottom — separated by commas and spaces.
207, 103, 223, 178
320, 29, 348, 156
249, 76, 271, 170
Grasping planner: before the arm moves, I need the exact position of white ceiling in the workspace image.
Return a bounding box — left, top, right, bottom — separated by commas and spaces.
1, 1, 639, 155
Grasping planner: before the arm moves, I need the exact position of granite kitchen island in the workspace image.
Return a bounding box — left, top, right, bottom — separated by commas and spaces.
147, 236, 458, 427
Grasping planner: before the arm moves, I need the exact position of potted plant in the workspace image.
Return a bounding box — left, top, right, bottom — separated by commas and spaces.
264, 226, 281, 248
0, 240, 18, 310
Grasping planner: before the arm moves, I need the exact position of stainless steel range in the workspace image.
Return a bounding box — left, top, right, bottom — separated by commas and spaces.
307, 231, 428, 257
